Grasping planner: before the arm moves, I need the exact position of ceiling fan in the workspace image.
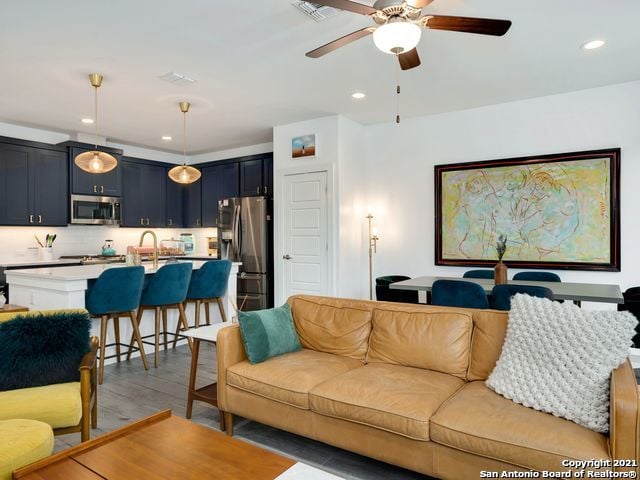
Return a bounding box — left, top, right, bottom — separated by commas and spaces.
305, 0, 512, 70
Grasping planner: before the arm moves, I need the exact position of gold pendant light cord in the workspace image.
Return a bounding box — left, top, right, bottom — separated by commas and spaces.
94, 84, 99, 150
183, 110, 187, 166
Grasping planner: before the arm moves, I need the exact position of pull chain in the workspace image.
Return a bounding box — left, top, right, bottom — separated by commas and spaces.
395, 54, 401, 124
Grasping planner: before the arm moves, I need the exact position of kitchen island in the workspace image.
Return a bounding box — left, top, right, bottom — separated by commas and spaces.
6, 260, 241, 364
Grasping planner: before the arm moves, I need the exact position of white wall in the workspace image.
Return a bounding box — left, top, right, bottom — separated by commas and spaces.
363, 80, 640, 307
272, 115, 368, 304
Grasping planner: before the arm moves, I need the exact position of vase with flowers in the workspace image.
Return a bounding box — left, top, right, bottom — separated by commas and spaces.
495, 234, 508, 285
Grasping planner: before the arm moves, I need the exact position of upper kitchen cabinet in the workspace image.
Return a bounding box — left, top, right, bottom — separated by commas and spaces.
262, 156, 273, 197
202, 162, 239, 227
183, 179, 202, 227
240, 159, 262, 197
31, 149, 68, 226
165, 173, 184, 228
69, 146, 122, 196
239, 154, 273, 197
121, 158, 166, 227
0, 142, 67, 226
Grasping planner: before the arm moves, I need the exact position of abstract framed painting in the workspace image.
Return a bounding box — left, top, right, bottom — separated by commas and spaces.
434, 148, 621, 271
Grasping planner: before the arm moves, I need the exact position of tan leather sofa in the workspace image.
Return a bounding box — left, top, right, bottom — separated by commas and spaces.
217, 295, 639, 479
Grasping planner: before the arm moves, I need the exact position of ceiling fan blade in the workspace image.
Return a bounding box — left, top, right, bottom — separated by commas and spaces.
425, 15, 512, 36
306, 28, 374, 58
398, 48, 421, 70
407, 0, 435, 8
311, 0, 378, 16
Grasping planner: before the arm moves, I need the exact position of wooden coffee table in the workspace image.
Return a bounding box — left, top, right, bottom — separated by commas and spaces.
13, 410, 301, 480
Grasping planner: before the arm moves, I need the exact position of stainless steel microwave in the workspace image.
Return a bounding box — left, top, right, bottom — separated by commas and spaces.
70, 195, 121, 225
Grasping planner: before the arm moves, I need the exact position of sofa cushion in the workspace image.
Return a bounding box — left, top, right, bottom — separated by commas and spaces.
367, 305, 473, 379
486, 294, 636, 433
238, 303, 301, 364
0, 382, 82, 429
289, 296, 373, 360
430, 382, 611, 471
309, 363, 464, 441
0, 310, 91, 391
0, 419, 54, 480
467, 310, 509, 381
227, 349, 363, 409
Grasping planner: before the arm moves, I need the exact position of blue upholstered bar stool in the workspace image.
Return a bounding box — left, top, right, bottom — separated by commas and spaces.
491, 284, 555, 310
173, 260, 232, 347
127, 262, 192, 367
463, 269, 495, 279
432, 279, 490, 309
85, 266, 148, 384
513, 271, 561, 282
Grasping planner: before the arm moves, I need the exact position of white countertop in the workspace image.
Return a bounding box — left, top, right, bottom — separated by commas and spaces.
6, 260, 241, 281
0, 257, 82, 268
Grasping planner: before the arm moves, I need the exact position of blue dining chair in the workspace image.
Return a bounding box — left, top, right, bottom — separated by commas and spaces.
431, 280, 490, 309
85, 266, 147, 384
463, 270, 495, 279
513, 271, 561, 282
172, 260, 232, 347
127, 262, 193, 367
491, 284, 555, 310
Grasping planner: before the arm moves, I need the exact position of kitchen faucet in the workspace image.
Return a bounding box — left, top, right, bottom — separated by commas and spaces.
139, 230, 158, 269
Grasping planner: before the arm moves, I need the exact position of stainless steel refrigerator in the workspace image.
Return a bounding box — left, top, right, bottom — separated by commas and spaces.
217, 196, 272, 311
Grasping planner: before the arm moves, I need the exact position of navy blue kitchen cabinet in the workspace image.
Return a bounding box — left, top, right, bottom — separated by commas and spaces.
240, 159, 263, 197
70, 147, 121, 196
183, 179, 202, 227
121, 159, 166, 227
0, 143, 67, 226
165, 173, 184, 228
32, 149, 68, 226
262, 156, 273, 198
202, 162, 239, 227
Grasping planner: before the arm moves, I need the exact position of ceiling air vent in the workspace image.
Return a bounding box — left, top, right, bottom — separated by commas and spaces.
158, 72, 197, 86
292, 1, 340, 21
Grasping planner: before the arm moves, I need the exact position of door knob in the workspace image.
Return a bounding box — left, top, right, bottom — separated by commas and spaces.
283, 254, 292, 260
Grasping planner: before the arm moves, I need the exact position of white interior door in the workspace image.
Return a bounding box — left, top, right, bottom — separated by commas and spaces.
282, 171, 328, 299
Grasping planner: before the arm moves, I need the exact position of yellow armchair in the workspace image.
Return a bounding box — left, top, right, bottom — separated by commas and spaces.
0, 309, 98, 442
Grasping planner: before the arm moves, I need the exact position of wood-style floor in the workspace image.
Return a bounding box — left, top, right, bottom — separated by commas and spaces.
54, 344, 430, 480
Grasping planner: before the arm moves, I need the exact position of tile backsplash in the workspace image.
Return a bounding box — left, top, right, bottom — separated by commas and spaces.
0, 225, 218, 261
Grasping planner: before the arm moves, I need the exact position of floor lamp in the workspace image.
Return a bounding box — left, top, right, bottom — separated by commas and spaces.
366, 214, 379, 300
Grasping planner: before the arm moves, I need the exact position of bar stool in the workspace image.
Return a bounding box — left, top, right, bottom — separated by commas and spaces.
127, 262, 192, 368
85, 266, 148, 384
183, 259, 232, 321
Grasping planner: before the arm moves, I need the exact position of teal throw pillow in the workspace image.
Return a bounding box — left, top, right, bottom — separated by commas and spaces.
238, 303, 301, 364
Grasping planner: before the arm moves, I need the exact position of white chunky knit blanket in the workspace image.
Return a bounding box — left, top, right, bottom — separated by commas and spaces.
486, 294, 637, 433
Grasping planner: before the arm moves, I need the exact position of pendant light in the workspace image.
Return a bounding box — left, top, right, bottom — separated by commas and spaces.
74, 73, 118, 174
168, 102, 201, 184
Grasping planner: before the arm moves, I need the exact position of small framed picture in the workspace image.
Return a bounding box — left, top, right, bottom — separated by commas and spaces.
291, 134, 316, 159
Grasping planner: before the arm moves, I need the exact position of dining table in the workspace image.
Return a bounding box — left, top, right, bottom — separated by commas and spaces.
389, 276, 624, 305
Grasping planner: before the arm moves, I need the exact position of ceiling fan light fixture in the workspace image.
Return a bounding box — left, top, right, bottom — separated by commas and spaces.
373, 21, 421, 54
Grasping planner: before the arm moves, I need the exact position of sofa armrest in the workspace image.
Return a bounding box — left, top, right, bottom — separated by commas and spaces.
216, 325, 247, 412
610, 359, 639, 464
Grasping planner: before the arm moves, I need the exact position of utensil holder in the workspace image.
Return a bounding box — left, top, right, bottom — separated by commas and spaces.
38, 247, 54, 262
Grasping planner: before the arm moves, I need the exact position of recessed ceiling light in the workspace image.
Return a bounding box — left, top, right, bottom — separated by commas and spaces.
162, 136, 173, 141
81, 118, 94, 124
352, 92, 366, 99
582, 40, 605, 50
